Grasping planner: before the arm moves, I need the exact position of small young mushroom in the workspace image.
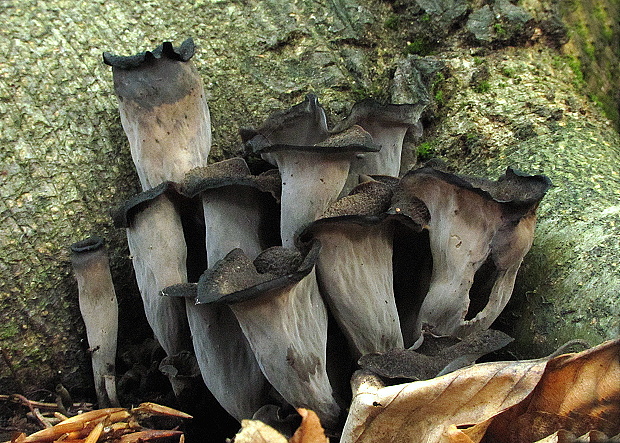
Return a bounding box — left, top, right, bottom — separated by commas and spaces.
392, 166, 551, 345
193, 241, 342, 430
104, 38, 211, 190
299, 179, 428, 358
331, 99, 426, 194
70, 236, 120, 408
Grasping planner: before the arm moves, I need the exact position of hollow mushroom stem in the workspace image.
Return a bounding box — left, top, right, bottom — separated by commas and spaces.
122, 192, 193, 399
70, 236, 120, 408
392, 166, 551, 344
300, 179, 429, 358
332, 99, 426, 195
157, 159, 280, 421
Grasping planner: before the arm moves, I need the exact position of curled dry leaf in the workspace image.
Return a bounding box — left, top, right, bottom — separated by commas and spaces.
341, 339, 619, 443
340, 358, 548, 443
233, 419, 288, 443
289, 409, 329, 443
465, 338, 620, 442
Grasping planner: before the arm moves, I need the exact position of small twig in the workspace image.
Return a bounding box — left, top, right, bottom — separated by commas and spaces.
32, 408, 53, 428
0, 394, 61, 411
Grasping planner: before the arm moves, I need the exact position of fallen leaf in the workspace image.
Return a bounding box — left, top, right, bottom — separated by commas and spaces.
477, 338, 620, 442
289, 409, 329, 443
341, 356, 548, 443
233, 419, 288, 443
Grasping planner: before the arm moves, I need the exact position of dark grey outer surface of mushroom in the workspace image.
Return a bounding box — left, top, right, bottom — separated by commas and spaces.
105, 38, 211, 191
253, 126, 379, 249
393, 166, 551, 345
182, 158, 281, 263
244, 94, 379, 248
106, 39, 212, 397
125, 192, 192, 364
195, 243, 341, 431
160, 158, 278, 422
70, 236, 120, 408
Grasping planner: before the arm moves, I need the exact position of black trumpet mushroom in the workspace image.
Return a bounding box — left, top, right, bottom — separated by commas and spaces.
300, 178, 429, 358
391, 166, 552, 346
105, 38, 212, 395
70, 236, 120, 408
104, 38, 211, 189
158, 158, 282, 421
194, 241, 342, 431
242, 94, 379, 248
332, 99, 426, 195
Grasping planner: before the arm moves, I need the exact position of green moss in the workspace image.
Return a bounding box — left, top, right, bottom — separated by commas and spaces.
473, 80, 491, 93
493, 23, 508, 38
0, 323, 20, 340
431, 72, 446, 106
385, 16, 399, 30
434, 90, 445, 106
417, 141, 435, 160
501, 66, 516, 78
405, 38, 433, 56
564, 55, 585, 87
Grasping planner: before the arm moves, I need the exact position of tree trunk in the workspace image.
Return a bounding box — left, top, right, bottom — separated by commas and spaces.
0, 0, 618, 395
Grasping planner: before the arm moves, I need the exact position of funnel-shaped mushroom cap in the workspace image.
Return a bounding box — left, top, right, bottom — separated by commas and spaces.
104, 38, 211, 190
393, 166, 551, 343
301, 179, 426, 357
332, 99, 427, 195
70, 236, 120, 408
195, 241, 341, 430
253, 120, 379, 248
182, 158, 281, 263
240, 93, 329, 154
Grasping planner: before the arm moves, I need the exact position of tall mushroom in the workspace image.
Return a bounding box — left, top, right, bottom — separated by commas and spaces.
331, 99, 426, 195
70, 236, 120, 408
299, 179, 429, 358
158, 159, 280, 421
112, 183, 193, 360
104, 39, 212, 394
103, 38, 211, 189
193, 242, 342, 430
242, 94, 379, 247
392, 166, 551, 345
182, 157, 281, 262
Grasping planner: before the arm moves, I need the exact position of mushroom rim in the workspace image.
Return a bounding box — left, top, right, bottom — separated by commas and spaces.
195, 240, 321, 306
103, 38, 195, 69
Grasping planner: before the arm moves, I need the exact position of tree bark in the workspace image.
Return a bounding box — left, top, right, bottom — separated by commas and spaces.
0, 0, 618, 394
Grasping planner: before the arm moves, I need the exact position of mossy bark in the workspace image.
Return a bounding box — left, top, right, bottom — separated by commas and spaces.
0, 0, 618, 395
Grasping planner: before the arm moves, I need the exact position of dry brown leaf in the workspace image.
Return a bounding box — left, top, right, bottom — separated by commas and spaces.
340, 356, 548, 443
478, 339, 620, 442
233, 419, 288, 443
289, 409, 329, 443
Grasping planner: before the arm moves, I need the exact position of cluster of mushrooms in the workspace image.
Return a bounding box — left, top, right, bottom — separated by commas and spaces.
71, 37, 551, 436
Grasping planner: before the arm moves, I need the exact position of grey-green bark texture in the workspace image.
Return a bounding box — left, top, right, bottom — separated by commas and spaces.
0, 0, 618, 394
